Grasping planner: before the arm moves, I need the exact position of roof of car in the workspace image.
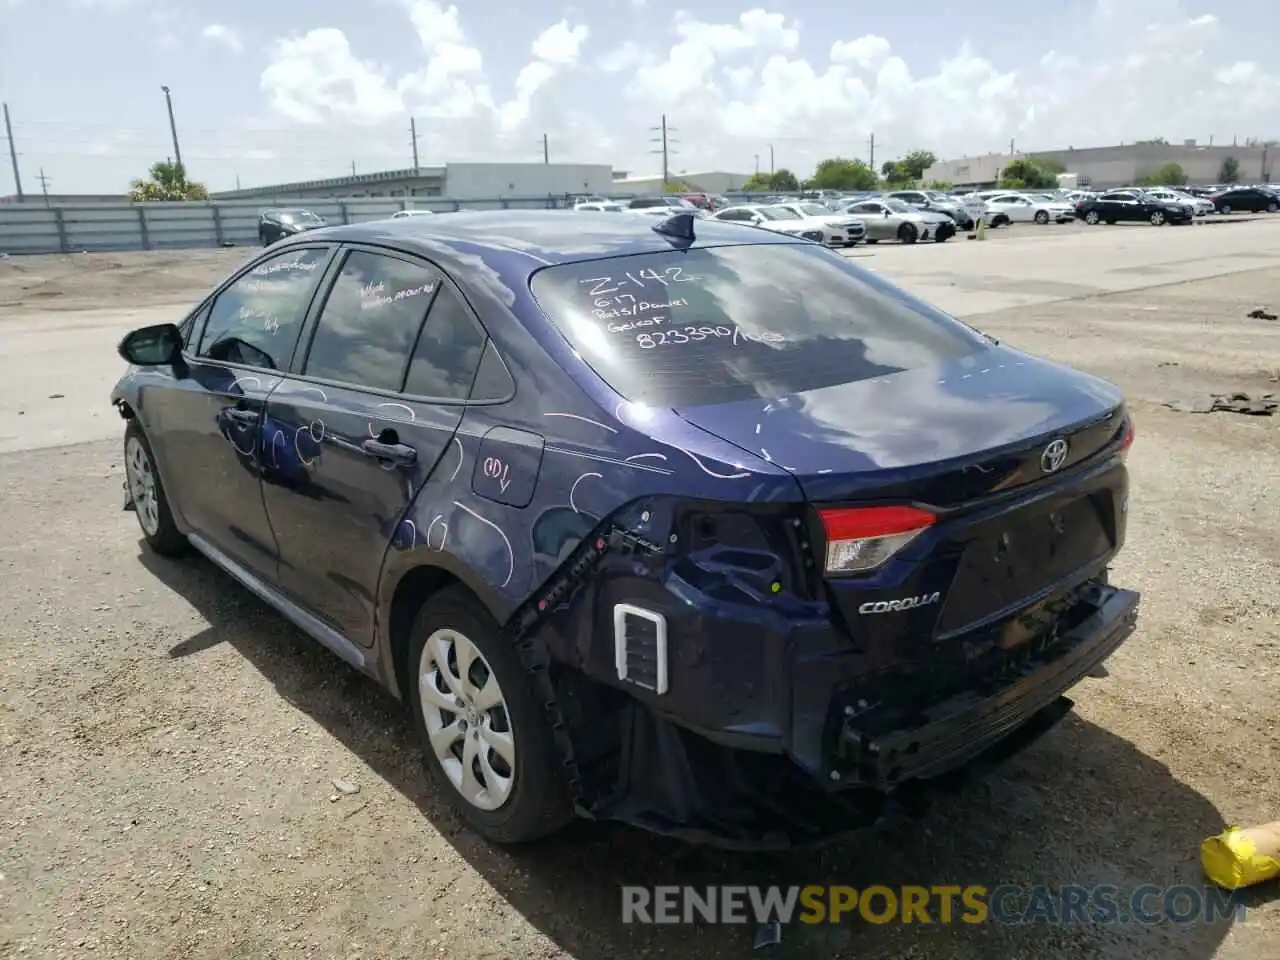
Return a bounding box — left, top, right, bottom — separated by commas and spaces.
298, 209, 793, 268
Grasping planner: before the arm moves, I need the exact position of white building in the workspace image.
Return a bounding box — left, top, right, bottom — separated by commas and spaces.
610, 171, 752, 196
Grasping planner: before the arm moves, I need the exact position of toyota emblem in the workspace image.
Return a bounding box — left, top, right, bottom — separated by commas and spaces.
1040, 438, 1070, 473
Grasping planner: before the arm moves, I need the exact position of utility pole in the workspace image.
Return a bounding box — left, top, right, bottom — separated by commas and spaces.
3, 103, 22, 201
542, 133, 549, 164
650, 115, 676, 184
868, 132, 875, 172
410, 117, 420, 173
769, 144, 775, 175
36, 168, 51, 207
159, 86, 184, 173
1009, 138, 1016, 154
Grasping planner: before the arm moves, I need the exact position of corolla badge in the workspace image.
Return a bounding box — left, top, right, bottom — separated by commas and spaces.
858, 592, 941, 615
1040, 438, 1070, 474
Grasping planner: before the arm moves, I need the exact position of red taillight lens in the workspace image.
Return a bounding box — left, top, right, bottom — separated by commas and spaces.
817, 505, 936, 575
1119, 418, 1135, 458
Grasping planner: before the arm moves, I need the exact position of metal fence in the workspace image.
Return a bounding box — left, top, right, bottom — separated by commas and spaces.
0, 195, 600, 256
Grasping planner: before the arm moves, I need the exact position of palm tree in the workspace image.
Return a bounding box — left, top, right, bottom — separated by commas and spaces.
129, 160, 210, 201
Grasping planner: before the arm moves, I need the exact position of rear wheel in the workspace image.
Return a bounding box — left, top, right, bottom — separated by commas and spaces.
1267, 202, 1278, 213
1220, 204, 1232, 215
407, 586, 573, 844
1149, 210, 1166, 226
897, 223, 918, 244
1034, 210, 1050, 224
1084, 210, 1100, 225
123, 421, 188, 556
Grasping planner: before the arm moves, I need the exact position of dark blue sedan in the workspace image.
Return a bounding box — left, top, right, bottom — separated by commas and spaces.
111, 210, 1140, 848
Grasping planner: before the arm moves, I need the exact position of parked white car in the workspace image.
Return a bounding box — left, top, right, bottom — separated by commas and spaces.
390, 209, 434, 218
712, 204, 842, 245
770, 201, 868, 246
1142, 188, 1212, 216
574, 201, 627, 212
984, 193, 1075, 224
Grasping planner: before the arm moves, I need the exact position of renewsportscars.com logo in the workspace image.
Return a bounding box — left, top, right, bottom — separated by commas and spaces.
620, 884, 1250, 926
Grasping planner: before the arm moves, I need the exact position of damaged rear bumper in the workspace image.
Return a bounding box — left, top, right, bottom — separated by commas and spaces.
589, 583, 1139, 848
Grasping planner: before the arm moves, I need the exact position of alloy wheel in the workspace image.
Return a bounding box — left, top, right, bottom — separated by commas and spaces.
418, 627, 516, 811
1150, 211, 1165, 226
125, 436, 160, 536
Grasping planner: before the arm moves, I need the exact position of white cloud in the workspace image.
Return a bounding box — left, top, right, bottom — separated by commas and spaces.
238, 0, 1278, 184
200, 23, 243, 54
498, 19, 589, 130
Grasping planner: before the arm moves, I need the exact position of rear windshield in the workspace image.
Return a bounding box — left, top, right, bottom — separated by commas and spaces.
528, 243, 986, 408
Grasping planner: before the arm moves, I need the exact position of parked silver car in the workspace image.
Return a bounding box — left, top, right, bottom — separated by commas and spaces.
841, 198, 957, 243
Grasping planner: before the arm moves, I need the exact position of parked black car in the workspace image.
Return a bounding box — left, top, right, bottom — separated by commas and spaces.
111, 210, 1140, 849
259, 208, 327, 245
1075, 192, 1194, 226
1209, 186, 1280, 214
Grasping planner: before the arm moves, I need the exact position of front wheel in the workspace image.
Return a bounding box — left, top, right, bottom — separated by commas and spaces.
1150, 210, 1166, 226
124, 421, 188, 556
1220, 204, 1232, 215
897, 223, 918, 244
1267, 202, 1278, 213
407, 586, 573, 844
1034, 210, 1050, 224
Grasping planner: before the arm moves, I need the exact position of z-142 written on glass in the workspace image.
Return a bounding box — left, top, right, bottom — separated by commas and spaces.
580, 267, 695, 320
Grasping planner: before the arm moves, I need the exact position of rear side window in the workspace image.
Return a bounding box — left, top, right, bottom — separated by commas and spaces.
198, 247, 329, 369
528, 244, 985, 408
403, 286, 487, 399
303, 251, 441, 391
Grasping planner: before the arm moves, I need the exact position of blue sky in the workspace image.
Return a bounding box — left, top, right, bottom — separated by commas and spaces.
1, 0, 1276, 194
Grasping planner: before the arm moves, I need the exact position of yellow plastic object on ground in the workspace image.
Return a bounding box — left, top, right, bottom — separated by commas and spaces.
1201, 823, 1280, 890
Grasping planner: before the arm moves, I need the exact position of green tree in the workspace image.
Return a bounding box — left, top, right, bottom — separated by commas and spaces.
881, 160, 911, 185
997, 157, 1058, 189
741, 172, 773, 192
768, 168, 799, 191
1037, 158, 1067, 175
811, 156, 878, 191
1218, 156, 1240, 183
923, 179, 953, 190
128, 160, 209, 201
1137, 162, 1188, 186
898, 149, 937, 180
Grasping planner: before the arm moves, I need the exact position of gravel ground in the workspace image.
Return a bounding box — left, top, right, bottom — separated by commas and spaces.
1, 226, 1278, 960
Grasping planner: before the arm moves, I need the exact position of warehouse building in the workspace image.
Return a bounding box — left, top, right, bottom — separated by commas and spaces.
924, 141, 1275, 189
213, 161, 616, 201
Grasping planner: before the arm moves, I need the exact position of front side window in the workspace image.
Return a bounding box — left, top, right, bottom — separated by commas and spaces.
304, 251, 442, 392
197, 247, 329, 369
529, 244, 986, 408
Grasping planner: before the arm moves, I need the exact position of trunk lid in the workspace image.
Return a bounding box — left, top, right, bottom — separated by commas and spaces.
674, 346, 1126, 505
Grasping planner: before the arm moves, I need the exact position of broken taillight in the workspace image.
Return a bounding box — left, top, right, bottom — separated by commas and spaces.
817, 505, 936, 575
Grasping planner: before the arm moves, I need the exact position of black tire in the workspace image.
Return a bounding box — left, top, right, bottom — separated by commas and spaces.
1150, 210, 1166, 226
1084, 210, 1100, 225
865, 238, 879, 244
1105, 219, 1116, 225
897, 222, 918, 244
407, 585, 573, 844
1267, 202, 1278, 213
1220, 204, 1232, 215
992, 214, 1010, 228
935, 231, 949, 243
1034, 210, 1050, 224
123, 420, 188, 556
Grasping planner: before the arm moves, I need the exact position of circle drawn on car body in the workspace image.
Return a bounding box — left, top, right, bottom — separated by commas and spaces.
418, 628, 515, 811
125, 436, 160, 536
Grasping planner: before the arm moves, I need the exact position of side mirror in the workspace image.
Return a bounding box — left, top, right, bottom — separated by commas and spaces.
883, 210, 891, 217
118, 322, 182, 366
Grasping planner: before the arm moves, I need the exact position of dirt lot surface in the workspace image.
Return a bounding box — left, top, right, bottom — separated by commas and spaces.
1, 221, 1279, 959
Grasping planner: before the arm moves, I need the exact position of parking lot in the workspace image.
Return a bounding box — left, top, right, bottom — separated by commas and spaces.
1, 220, 1278, 959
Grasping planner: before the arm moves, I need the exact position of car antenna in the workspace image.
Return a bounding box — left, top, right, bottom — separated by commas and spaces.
651, 211, 696, 245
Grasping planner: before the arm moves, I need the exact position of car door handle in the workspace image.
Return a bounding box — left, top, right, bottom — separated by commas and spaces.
361, 438, 417, 465
225, 408, 258, 425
